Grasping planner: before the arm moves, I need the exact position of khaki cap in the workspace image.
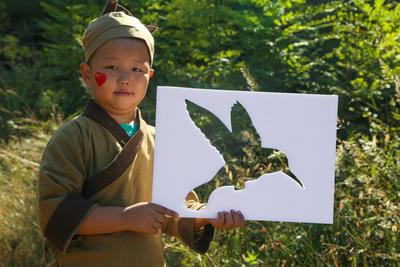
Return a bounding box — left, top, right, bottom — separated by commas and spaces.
82, 11, 155, 65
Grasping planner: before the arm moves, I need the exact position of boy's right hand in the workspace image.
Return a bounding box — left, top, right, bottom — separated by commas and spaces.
122, 202, 178, 234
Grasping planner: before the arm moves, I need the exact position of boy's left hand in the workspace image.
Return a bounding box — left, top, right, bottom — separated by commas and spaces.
194, 210, 245, 230
209, 210, 245, 230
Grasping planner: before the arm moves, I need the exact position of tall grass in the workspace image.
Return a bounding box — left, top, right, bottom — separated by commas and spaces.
0, 120, 54, 267
0, 122, 398, 266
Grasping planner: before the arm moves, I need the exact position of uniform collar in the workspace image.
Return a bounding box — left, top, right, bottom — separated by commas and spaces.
82, 99, 146, 147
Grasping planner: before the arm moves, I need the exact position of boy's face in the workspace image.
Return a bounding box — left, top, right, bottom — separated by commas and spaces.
80, 38, 154, 120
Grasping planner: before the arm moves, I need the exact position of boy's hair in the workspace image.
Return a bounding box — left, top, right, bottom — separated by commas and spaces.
82, 0, 157, 65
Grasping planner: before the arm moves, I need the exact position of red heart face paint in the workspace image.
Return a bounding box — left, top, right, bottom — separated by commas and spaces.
95, 72, 107, 87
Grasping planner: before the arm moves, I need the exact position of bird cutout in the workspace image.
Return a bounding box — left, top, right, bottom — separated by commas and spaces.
101, 0, 158, 33
185, 99, 304, 203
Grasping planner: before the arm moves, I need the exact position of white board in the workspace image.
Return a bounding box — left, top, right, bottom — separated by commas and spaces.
152, 86, 338, 224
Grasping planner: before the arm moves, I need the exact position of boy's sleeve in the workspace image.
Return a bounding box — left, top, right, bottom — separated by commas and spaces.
37, 122, 97, 253
162, 191, 214, 254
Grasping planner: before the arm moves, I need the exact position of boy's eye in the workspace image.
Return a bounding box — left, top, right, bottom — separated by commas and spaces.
105, 65, 118, 70
132, 67, 143, 72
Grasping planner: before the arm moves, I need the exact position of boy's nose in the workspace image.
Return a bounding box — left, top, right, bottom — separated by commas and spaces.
117, 71, 131, 85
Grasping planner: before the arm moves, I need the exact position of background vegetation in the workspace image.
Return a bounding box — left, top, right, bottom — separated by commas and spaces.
0, 0, 399, 266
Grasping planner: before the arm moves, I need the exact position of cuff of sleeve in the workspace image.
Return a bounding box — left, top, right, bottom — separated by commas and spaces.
44, 194, 97, 253
193, 224, 215, 254
178, 218, 196, 250
178, 218, 215, 255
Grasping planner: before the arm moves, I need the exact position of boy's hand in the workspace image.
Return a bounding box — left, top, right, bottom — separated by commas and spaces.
209, 210, 246, 229
122, 202, 178, 234
194, 210, 246, 231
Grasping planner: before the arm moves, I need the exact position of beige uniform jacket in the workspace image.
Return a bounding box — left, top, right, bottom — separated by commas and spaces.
37, 100, 214, 267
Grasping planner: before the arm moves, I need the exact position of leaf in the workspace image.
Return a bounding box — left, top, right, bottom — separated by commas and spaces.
185, 99, 233, 157
230, 101, 261, 147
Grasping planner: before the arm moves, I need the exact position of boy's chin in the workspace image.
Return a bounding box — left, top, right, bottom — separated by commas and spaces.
101, 102, 137, 114
112, 104, 138, 113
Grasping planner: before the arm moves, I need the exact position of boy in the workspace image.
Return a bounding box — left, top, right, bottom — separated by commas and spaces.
37, 1, 245, 266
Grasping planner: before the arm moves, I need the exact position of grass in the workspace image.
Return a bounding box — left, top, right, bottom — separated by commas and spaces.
0, 120, 398, 266
0, 120, 54, 267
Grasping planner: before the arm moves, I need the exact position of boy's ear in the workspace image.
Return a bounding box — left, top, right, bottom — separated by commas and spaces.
149, 68, 154, 78
80, 63, 91, 88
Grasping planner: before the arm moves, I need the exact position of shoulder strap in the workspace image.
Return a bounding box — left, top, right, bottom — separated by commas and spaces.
82, 129, 144, 199
81, 100, 147, 199
82, 99, 130, 146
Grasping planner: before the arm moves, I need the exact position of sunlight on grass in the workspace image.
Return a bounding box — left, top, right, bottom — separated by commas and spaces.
0, 121, 399, 266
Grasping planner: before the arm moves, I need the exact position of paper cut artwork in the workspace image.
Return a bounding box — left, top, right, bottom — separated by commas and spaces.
152, 86, 338, 224
185, 99, 304, 193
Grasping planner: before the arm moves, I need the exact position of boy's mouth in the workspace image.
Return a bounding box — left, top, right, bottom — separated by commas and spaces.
113, 91, 133, 96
